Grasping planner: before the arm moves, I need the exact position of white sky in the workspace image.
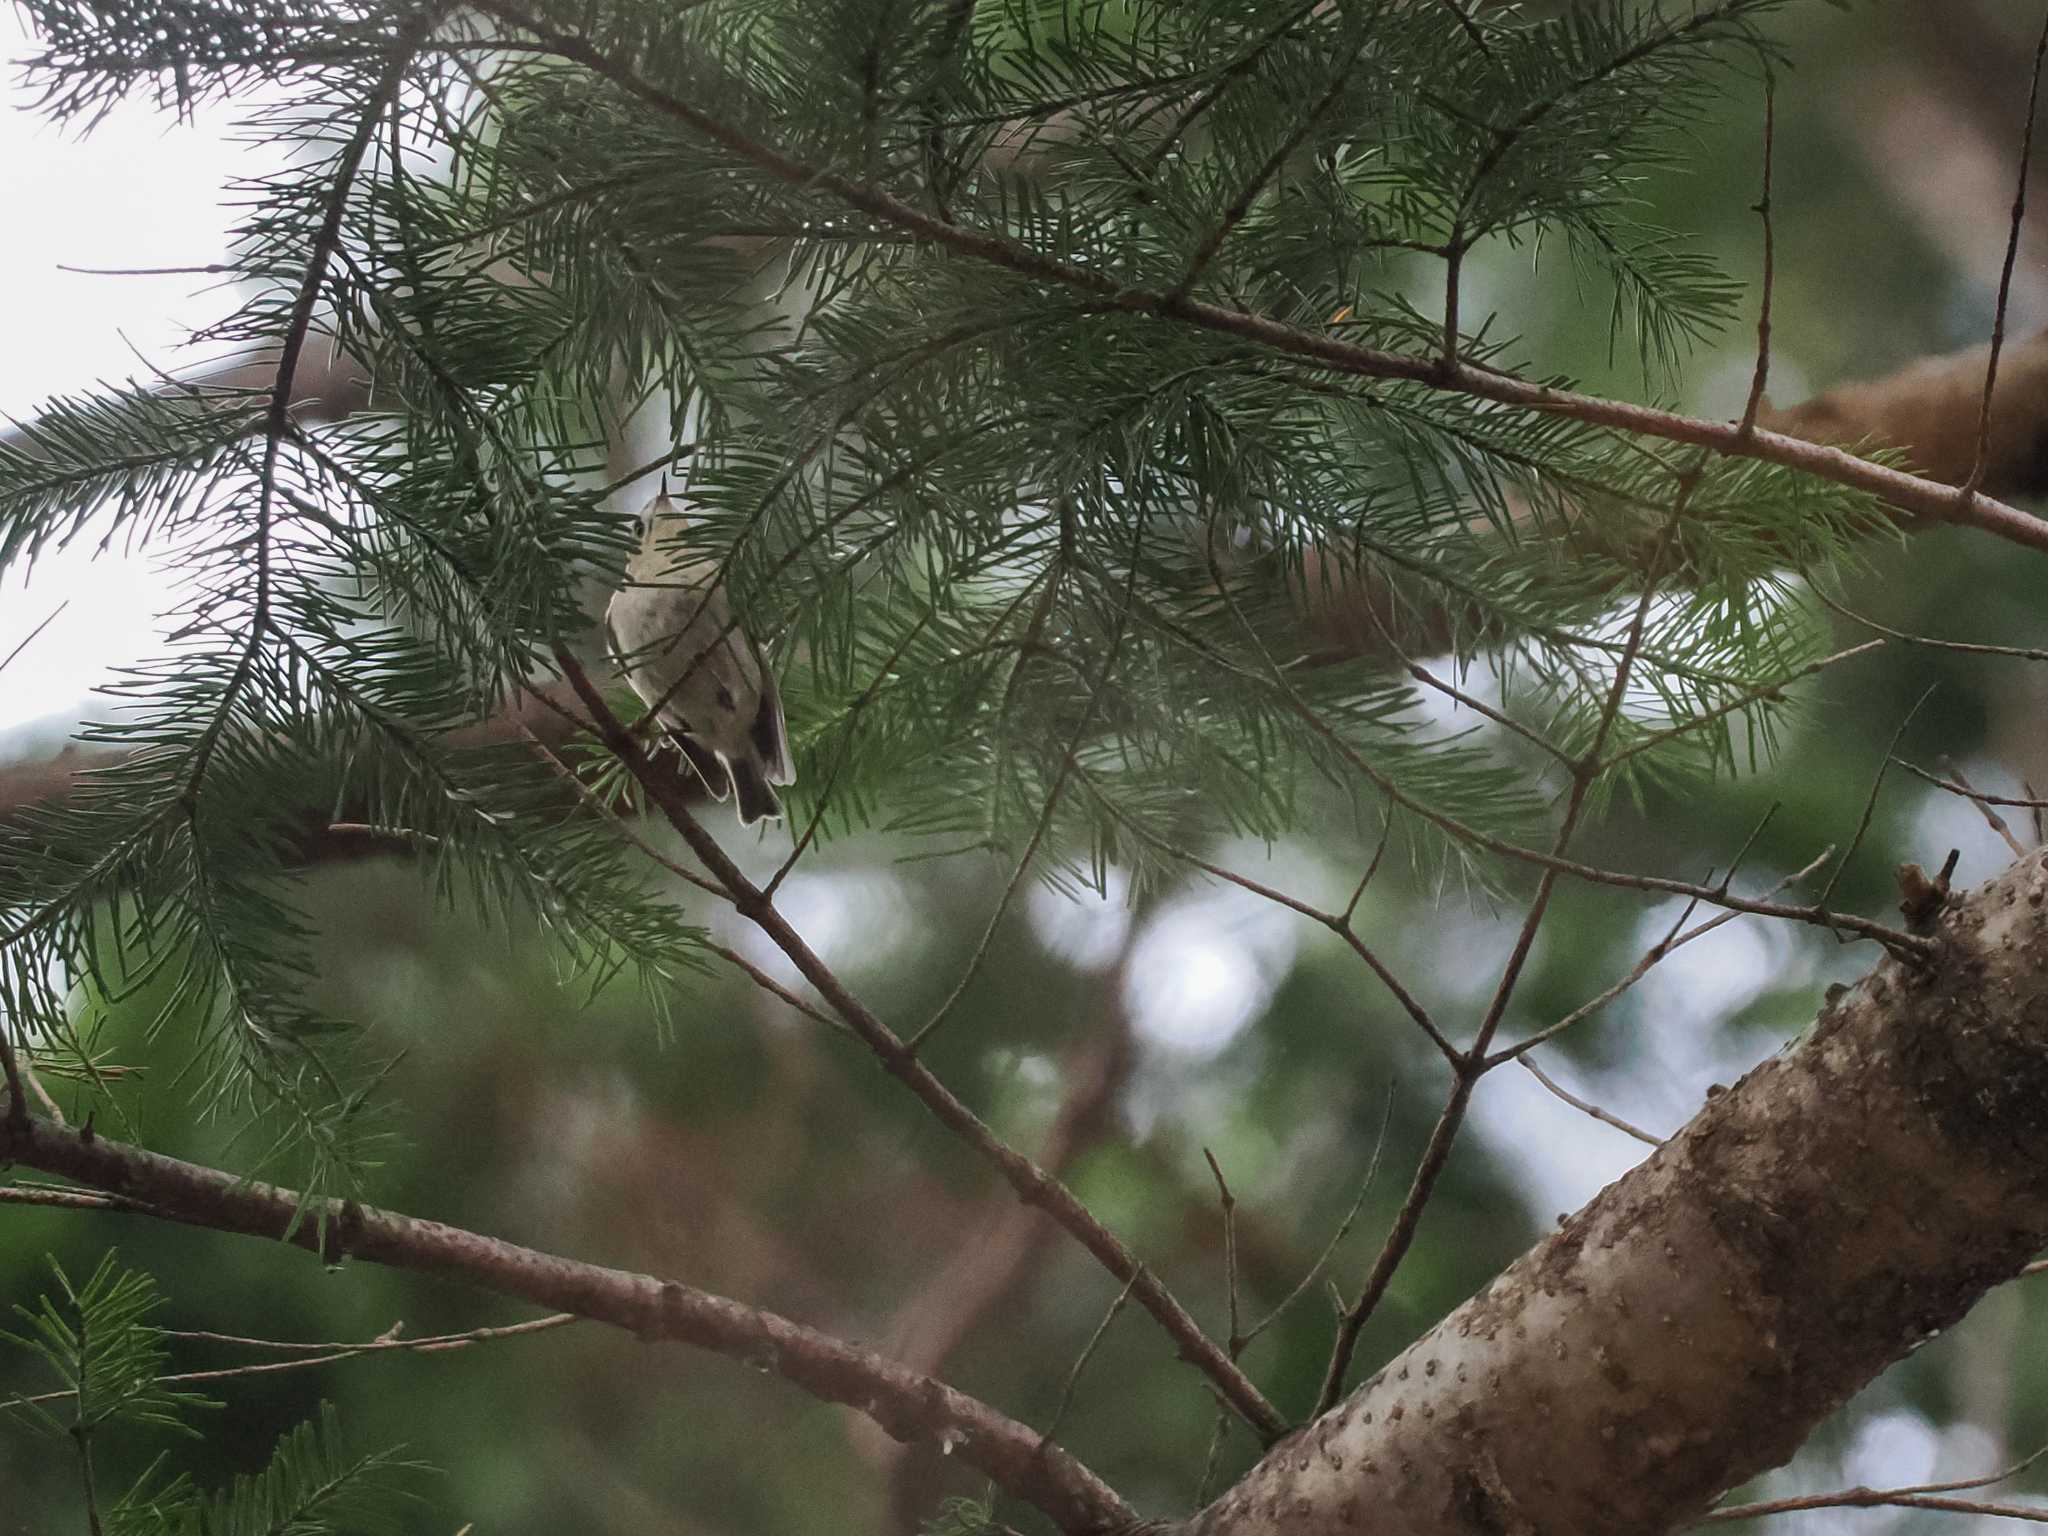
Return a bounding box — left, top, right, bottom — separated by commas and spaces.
0, 10, 246, 731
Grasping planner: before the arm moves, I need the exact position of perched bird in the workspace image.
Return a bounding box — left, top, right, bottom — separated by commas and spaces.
605, 486, 794, 825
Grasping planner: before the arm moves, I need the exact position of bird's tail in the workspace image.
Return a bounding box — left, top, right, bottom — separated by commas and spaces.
728, 755, 784, 827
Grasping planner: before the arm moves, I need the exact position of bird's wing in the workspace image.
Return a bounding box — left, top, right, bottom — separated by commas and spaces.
750, 651, 795, 787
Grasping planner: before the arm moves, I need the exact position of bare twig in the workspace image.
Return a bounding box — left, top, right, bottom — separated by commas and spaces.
1485, 845, 1833, 1068
1038, 1269, 1142, 1452
1815, 584, 2048, 663
1133, 589, 1937, 956
1967, 5, 2048, 498
1085, 799, 1457, 1066
16, 1316, 583, 1406
1239, 1085, 1397, 1349
0, 602, 67, 678
1738, 71, 1776, 438
1940, 756, 2033, 859
1815, 686, 1937, 912
1203, 1149, 1244, 1357
1699, 1436, 2048, 1525
0, 1183, 153, 1215
1897, 758, 2048, 813
1517, 1056, 1662, 1147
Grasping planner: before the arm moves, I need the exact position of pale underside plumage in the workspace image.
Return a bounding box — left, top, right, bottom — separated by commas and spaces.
606, 497, 794, 826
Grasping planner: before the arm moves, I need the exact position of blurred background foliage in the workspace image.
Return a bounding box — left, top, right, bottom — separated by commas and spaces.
8, 1, 2048, 1532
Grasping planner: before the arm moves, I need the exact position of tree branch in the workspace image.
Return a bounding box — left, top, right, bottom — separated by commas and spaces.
1187, 849, 2048, 1536
0, 1114, 1135, 1535
466, 0, 2048, 556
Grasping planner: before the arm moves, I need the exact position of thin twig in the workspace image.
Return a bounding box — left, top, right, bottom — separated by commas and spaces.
1940, 756, 2032, 859
1434, 0, 1494, 59
1815, 686, 1937, 912
1738, 70, 1776, 437
1486, 845, 1832, 1067
55, 263, 237, 277
0, 602, 67, 677
1896, 759, 2048, 813
520, 724, 725, 899
764, 604, 942, 899
1814, 584, 2048, 663
517, 726, 847, 1030
1699, 1437, 2048, 1525
1517, 1056, 1661, 1147
907, 524, 1143, 1054
15, 1315, 583, 1406
1172, 11, 1370, 296
1706, 1491, 2048, 1525
1132, 583, 1937, 956
1966, 4, 2048, 498
1085, 797, 1457, 1066
0, 1184, 154, 1214
1202, 1149, 1244, 1357
1239, 1084, 1397, 1349
184, 22, 436, 799
1037, 1269, 1141, 1452
1595, 641, 1883, 774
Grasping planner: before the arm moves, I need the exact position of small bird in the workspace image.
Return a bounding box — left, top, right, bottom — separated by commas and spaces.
605, 485, 794, 825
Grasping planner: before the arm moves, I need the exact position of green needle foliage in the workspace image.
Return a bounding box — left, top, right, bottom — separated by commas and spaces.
3, 1256, 425, 1535
2, 1252, 215, 1444
2, 0, 1882, 1175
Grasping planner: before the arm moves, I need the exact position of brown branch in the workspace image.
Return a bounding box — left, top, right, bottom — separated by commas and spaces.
549, 646, 1290, 1444
0, 1114, 1134, 1535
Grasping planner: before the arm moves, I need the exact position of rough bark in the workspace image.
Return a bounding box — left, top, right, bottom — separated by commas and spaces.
1185, 849, 2048, 1536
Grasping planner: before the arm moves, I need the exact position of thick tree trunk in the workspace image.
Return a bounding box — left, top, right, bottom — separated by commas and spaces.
1188, 850, 2048, 1536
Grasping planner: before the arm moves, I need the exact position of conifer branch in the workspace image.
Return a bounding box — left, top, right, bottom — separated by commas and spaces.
0, 1112, 1135, 1535
468, 0, 2048, 555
